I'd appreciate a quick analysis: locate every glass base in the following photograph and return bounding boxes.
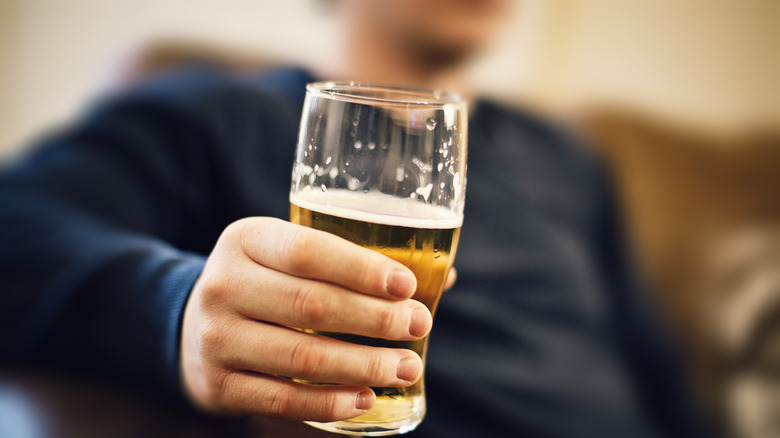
[304,394,426,436]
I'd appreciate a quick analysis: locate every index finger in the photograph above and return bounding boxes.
[235,218,417,300]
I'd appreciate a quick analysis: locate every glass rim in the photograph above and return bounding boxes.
[306,81,467,109]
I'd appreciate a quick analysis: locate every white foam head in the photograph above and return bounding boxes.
[290,189,463,229]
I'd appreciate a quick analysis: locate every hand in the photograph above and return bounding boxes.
[179,217,434,422]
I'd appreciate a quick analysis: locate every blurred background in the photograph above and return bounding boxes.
[1,1,778,436]
[2,0,776,156]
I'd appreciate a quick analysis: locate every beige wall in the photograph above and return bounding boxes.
[0,1,19,155]
[1,0,776,157]
[529,0,779,131]
[1,0,343,157]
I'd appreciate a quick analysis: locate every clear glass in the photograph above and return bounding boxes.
[289,82,468,436]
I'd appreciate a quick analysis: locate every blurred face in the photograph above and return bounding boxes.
[345,0,511,67]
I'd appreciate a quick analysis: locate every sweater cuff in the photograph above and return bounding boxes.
[158,253,207,402]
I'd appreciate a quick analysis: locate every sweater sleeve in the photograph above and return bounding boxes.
[0,90,216,400]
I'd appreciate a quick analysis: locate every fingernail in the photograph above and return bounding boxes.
[396,357,420,383]
[386,269,416,298]
[356,390,374,410]
[408,307,429,338]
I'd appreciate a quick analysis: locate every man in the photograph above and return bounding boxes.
[0,1,702,436]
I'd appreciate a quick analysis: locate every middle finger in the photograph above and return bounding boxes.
[230,261,432,341]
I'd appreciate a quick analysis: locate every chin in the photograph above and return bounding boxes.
[423,20,500,61]
[413,40,481,70]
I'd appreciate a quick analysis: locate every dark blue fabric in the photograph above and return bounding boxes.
[0,67,701,437]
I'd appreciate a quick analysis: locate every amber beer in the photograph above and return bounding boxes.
[290,190,461,428]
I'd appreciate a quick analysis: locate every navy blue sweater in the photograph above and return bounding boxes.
[0,68,700,438]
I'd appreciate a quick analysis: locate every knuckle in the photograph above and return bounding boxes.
[375,306,401,338]
[198,368,234,411]
[324,391,343,420]
[199,321,225,354]
[196,260,237,309]
[285,231,318,273]
[364,352,388,383]
[226,217,274,257]
[199,317,235,356]
[266,386,294,417]
[197,276,228,309]
[288,340,325,377]
[291,284,327,326]
[223,218,250,244]
[211,371,233,404]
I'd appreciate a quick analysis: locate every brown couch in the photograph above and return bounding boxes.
[585,107,780,437]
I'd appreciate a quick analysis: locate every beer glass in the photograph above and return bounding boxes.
[289,82,467,436]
